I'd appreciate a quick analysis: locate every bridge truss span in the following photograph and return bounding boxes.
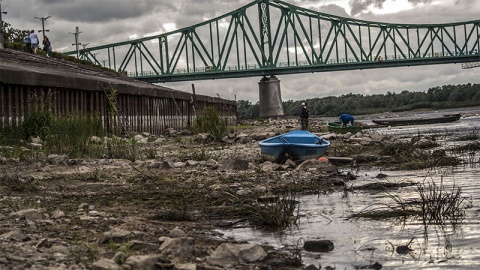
[63,0,480,83]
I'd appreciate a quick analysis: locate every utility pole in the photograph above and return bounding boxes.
[69,26,82,58]
[77,42,89,59]
[0,0,7,49]
[35,15,50,40]
[80,43,89,50]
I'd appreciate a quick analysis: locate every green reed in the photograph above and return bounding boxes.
[44,113,105,158]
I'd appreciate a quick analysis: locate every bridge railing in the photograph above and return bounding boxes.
[128,50,480,78]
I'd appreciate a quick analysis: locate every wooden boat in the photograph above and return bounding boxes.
[327,122,363,134]
[372,113,461,126]
[259,130,330,162]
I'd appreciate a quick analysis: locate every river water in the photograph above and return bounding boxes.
[217,107,480,269]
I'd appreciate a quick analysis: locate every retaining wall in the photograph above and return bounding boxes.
[0,49,237,135]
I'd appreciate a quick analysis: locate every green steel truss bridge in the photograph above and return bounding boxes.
[64,0,480,83]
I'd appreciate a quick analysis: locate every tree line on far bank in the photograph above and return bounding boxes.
[237,83,480,119]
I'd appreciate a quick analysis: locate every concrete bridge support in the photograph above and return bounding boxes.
[258,75,284,118]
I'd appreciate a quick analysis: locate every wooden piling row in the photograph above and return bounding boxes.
[0,83,237,135]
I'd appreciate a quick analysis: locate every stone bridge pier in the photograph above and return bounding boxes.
[258,75,284,118]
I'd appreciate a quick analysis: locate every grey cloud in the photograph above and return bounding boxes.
[349,0,435,16]
[408,0,434,4]
[317,4,350,17]
[356,1,479,24]
[175,1,250,28]
[349,0,388,16]
[28,0,177,23]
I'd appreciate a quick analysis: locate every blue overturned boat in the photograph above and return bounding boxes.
[259,130,331,162]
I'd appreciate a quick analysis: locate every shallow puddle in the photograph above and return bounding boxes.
[218,165,480,269]
[217,108,480,269]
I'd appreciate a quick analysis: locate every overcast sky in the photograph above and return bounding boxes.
[2,0,479,102]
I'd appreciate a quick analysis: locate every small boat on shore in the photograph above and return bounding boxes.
[372,113,461,126]
[259,130,330,162]
[327,122,363,134]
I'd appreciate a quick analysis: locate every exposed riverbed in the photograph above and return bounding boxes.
[1,107,479,269]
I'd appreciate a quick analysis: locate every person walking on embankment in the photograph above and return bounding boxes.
[29,30,39,54]
[23,31,32,53]
[300,102,309,130]
[42,37,52,57]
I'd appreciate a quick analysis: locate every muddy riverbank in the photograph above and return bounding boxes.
[1,112,479,270]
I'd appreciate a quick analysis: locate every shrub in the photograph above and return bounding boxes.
[44,113,104,157]
[22,110,53,141]
[194,107,228,141]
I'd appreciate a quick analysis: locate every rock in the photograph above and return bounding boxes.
[260,161,282,172]
[432,149,446,157]
[112,251,127,264]
[186,160,199,166]
[360,137,374,146]
[47,154,70,165]
[49,245,70,255]
[369,133,385,142]
[218,156,249,171]
[90,136,102,144]
[28,143,43,150]
[36,238,52,249]
[133,134,148,143]
[29,136,42,144]
[0,230,31,241]
[164,128,177,137]
[413,138,437,148]
[10,208,49,221]
[208,243,267,265]
[235,133,252,144]
[205,159,218,169]
[372,262,383,270]
[343,132,353,139]
[396,245,413,254]
[376,173,388,179]
[92,258,122,270]
[173,162,186,168]
[248,132,263,141]
[295,159,337,173]
[321,133,337,140]
[100,228,135,244]
[169,227,187,238]
[124,254,172,270]
[153,137,166,144]
[158,237,195,259]
[284,159,296,167]
[146,161,162,168]
[304,240,334,252]
[162,159,176,169]
[174,263,197,270]
[128,240,159,252]
[195,133,213,144]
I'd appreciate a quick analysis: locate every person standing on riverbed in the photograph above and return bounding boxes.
[339,113,355,127]
[300,102,309,130]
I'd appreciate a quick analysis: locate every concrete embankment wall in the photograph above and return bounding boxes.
[0,49,236,135]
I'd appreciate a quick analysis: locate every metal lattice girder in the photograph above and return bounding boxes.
[63,0,480,83]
